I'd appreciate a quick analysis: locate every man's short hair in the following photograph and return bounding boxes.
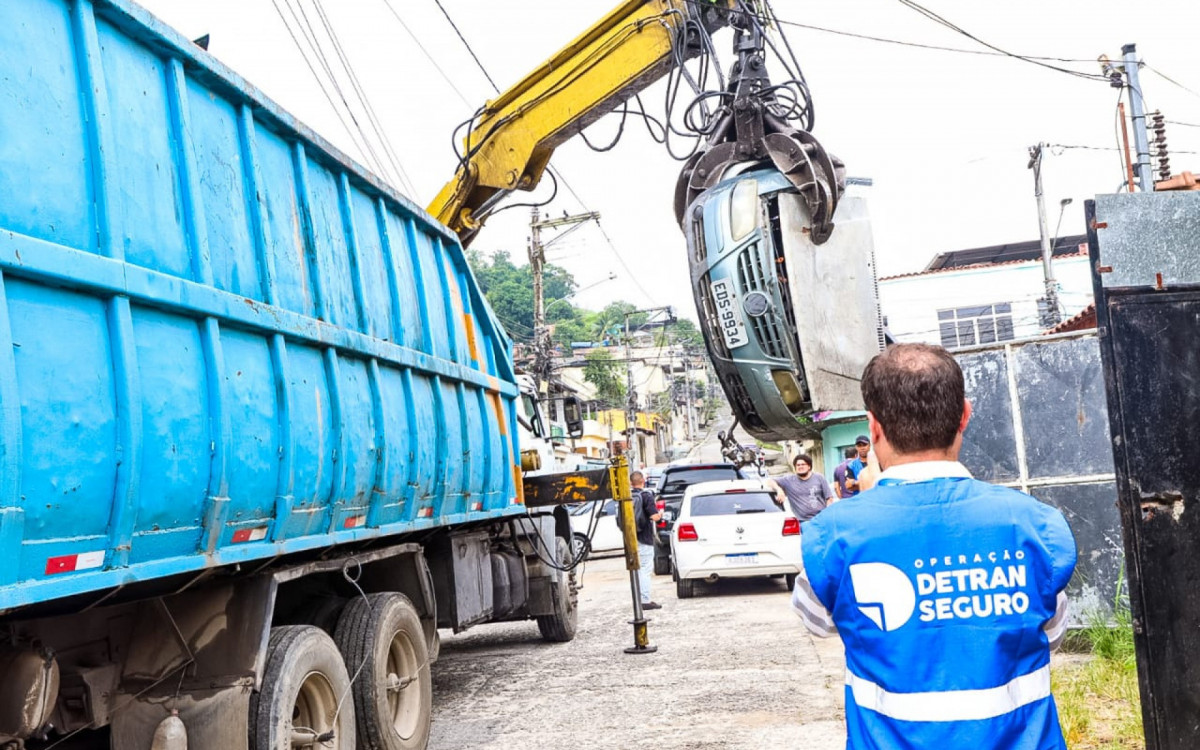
[861,343,965,454]
[844,447,857,459]
[630,470,645,483]
[793,454,813,468]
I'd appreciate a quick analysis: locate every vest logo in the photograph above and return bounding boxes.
[849,562,917,631]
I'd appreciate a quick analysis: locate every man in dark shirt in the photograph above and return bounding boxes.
[770,454,835,521]
[845,435,871,494]
[630,471,663,610]
[833,447,857,499]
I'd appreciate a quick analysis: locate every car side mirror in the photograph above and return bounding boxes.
[563,396,584,439]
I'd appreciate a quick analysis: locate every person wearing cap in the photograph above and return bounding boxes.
[843,435,871,496]
[792,343,1076,749]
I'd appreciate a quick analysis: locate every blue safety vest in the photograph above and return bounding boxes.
[801,475,1077,750]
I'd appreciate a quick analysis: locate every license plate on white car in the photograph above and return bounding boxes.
[725,553,759,565]
[710,278,749,350]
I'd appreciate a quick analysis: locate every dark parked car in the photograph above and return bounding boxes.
[651,462,745,574]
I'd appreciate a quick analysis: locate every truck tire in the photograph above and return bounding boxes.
[676,577,695,599]
[334,593,432,750]
[250,625,356,750]
[536,537,578,642]
[571,532,591,563]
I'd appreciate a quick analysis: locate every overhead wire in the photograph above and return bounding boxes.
[892,0,1111,82]
[285,0,401,188]
[269,0,384,178]
[1144,63,1200,101]
[310,0,418,195]
[428,0,657,304]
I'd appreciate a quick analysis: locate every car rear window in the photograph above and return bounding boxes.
[660,468,741,494]
[690,492,780,516]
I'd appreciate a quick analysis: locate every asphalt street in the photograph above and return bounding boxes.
[429,418,848,750]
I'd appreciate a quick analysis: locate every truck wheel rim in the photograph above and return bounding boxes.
[291,671,339,748]
[386,629,423,739]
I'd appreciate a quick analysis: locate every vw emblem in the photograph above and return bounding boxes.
[735,526,745,534]
[743,291,771,318]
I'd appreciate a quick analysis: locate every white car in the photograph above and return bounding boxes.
[670,480,802,598]
[569,500,625,559]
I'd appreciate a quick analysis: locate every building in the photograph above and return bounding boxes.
[879,235,1091,347]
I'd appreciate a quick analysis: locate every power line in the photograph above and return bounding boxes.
[310,0,417,195]
[377,0,473,108]
[269,0,384,178]
[428,1,656,305]
[892,0,1110,82]
[286,0,397,185]
[1145,63,1200,101]
[430,0,500,92]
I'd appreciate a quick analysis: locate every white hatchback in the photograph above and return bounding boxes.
[670,480,802,598]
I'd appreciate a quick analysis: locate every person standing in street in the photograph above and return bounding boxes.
[843,435,871,495]
[833,447,857,499]
[629,471,662,610]
[770,454,835,522]
[792,343,1076,749]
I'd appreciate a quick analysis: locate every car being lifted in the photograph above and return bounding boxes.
[686,169,884,442]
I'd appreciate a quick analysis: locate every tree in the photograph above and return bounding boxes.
[466,250,579,342]
[583,349,626,408]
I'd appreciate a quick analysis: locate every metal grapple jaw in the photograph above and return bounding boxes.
[674,7,844,243]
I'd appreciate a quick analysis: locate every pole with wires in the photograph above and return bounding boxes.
[1028,143,1061,327]
[1122,43,1156,191]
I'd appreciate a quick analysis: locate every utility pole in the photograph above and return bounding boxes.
[529,209,600,395]
[1028,143,1061,327]
[622,306,674,469]
[1122,43,1156,191]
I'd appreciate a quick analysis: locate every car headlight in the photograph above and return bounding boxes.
[729,178,759,241]
[771,370,806,414]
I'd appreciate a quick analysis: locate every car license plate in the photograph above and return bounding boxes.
[725,553,759,565]
[710,278,749,350]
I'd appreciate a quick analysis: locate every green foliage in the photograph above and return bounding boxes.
[466,249,577,341]
[583,349,625,408]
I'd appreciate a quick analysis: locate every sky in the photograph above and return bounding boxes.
[134,0,1200,321]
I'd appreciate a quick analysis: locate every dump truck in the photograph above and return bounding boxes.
[0,0,855,747]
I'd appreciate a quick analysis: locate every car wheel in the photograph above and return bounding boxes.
[676,577,695,599]
[785,573,798,590]
[653,552,671,576]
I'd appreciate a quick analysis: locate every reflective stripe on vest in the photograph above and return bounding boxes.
[846,664,1051,723]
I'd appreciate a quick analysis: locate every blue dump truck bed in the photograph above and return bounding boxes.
[0,0,524,613]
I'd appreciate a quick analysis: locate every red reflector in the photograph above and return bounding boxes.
[725,488,746,493]
[678,523,699,541]
[656,500,665,510]
[782,517,801,536]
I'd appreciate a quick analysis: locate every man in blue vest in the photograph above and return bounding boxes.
[792,343,1076,749]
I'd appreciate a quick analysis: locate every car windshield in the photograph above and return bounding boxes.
[690,492,780,516]
[660,468,740,494]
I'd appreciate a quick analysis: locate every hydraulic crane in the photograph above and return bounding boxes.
[427,0,844,248]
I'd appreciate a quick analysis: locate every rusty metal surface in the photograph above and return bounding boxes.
[522,468,613,508]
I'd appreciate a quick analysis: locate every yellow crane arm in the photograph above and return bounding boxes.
[427,0,734,246]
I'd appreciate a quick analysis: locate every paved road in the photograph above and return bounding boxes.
[429,415,846,749]
[428,556,848,750]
